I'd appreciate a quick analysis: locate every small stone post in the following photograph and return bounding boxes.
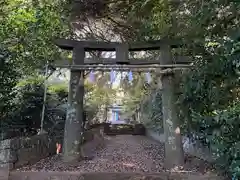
[63,46,85,163]
[160,45,184,169]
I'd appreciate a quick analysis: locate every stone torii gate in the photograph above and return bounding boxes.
[54,39,191,169]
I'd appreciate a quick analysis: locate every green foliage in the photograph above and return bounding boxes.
[17,76,44,87]
[175,1,240,176]
[191,102,240,176]
[117,0,240,176]
[85,80,116,108]
[48,83,68,101]
[178,39,240,177]
[0,48,19,121]
[139,90,163,132]
[1,79,45,139]
[0,0,71,139]
[180,38,240,128]
[1,0,70,74]
[48,83,68,93]
[122,74,152,112]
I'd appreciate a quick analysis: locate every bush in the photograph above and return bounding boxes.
[0,48,19,132]
[0,77,67,139]
[178,39,240,178]
[48,83,68,102]
[0,74,103,141]
[0,79,45,139]
[190,102,240,177]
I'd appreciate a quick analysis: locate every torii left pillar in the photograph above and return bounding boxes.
[63,46,85,163]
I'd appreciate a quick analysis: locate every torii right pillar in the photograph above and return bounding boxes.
[160,45,184,170]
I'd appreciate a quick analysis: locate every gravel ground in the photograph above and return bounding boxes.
[16,135,217,174]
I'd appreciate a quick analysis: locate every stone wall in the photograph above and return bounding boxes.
[0,133,56,171]
[81,126,105,157]
[0,125,106,179]
[146,129,216,163]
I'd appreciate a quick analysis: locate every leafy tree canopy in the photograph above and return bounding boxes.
[1,0,71,74]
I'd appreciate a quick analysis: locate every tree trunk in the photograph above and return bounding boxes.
[160,45,184,169]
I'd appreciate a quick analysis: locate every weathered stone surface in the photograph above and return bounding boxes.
[0,133,57,170]
[0,149,17,163]
[82,131,94,143]
[81,127,105,157]
[0,139,11,150]
[0,162,14,170]
[0,169,9,180]
[146,130,216,163]
[0,138,20,151]
[15,148,32,168]
[0,126,106,171]
[14,135,56,168]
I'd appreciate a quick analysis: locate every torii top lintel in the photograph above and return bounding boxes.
[54,38,182,51]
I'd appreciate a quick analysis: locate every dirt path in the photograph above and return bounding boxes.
[16,135,216,174]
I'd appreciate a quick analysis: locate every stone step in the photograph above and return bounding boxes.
[9,171,224,180]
